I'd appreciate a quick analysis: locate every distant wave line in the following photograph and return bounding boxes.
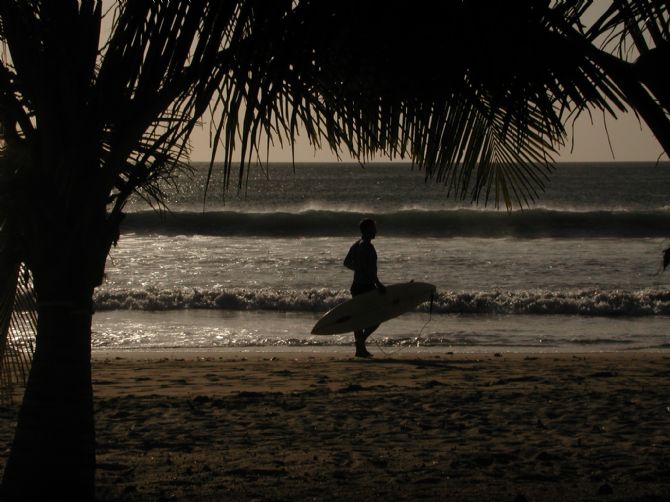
[121,208,670,238]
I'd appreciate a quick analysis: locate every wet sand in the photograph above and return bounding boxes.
[2,351,670,500]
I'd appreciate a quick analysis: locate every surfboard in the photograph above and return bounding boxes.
[311,282,436,335]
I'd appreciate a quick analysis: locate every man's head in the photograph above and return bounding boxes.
[359,218,377,240]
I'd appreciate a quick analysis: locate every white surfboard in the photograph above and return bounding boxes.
[311,282,436,335]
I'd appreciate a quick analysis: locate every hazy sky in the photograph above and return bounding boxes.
[187,109,666,163]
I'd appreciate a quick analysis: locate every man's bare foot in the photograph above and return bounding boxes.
[355,351,374,358]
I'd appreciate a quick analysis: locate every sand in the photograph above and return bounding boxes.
[2,350,670,501]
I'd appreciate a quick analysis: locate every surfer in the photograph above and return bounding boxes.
[344,218,386,358]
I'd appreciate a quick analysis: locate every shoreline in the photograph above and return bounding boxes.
[3,351,669,500]
[91,309,670,353]
[91,345,670,360]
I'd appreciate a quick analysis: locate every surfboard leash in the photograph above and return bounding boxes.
[373,292,434,356]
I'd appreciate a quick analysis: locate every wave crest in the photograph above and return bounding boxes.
[94,287,670,316]
[123,208,670,238]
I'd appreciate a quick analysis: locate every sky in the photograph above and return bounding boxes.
[187,109,667,163]
[556,111,667,162]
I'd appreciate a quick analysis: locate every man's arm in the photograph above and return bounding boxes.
[370,246,386,293]
[343,244,356,270]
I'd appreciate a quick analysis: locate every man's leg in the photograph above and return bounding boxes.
[354,329,372,358]
[355,323,379,358]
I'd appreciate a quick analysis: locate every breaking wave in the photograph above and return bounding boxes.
[123,208,670,238]
[94,287,670,317]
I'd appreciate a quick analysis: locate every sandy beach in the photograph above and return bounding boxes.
[1,350,670,501]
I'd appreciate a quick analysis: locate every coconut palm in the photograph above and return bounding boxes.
[0,0,668,499]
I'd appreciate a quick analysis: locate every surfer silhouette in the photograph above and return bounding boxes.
[344,218,386,358]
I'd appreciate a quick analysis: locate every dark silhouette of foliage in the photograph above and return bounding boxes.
[0,1,668,499]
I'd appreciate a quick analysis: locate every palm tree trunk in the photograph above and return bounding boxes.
[0,268,96,500]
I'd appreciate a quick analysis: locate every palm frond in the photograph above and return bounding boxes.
[569,0,670,153]
[3,0,670,216]
[0,262,36,405]
[583,0,669,55]
[201,1,632,207]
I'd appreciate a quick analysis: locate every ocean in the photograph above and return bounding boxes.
[93,161,670,353]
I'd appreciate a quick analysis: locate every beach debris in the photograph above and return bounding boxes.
[589,371,618,378]
[340,383,363,393]
[535,451,559,463]
[424,379,447,389]
[597,483,614,495]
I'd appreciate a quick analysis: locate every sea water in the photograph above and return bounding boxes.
[93,162,670,352]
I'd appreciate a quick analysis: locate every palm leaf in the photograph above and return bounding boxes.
[200,1,624,208]
[550,0,670,153]
[3,0,669,217]
[0,262,36,404]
